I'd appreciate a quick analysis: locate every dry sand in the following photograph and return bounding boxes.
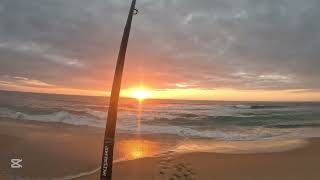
[0,118,319,180]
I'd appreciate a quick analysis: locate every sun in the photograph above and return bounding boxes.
[130,88,152,101]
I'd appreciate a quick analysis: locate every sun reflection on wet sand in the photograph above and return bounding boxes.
[115,96,164,161]
[117,140,160,160]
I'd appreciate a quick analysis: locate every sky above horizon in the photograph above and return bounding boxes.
[0,0,320,101]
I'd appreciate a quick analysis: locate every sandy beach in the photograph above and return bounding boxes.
[83,140,320,180]
[0,118,319,180]
[0,118,104,179]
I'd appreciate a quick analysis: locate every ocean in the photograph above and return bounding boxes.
[1,90,320,180]
[1,90,320,142]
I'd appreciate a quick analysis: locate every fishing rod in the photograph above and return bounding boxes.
[100,0,138,179]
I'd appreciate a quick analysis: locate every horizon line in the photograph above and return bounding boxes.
[1,89,319,103]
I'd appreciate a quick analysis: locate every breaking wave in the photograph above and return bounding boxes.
[1,99,320,141]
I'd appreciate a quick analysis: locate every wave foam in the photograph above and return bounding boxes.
[174,139,309,154]
[1,107,320,141]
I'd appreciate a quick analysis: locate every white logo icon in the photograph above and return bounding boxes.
[10,159,23,168]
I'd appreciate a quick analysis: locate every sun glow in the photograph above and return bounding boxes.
[127,87,152,101]
[118,86,320,102]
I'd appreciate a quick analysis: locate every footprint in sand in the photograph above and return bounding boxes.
[156,151,197,180]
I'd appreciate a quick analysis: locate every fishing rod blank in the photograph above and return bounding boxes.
[100,0,138,179]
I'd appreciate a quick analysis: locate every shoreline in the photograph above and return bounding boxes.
[0,118,319,180]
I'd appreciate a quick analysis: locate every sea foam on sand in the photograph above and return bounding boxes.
[173,138,309,154]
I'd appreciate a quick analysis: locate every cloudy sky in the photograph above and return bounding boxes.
[0,0,320,101]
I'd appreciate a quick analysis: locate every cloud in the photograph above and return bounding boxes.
[0,41,84,67]
[0,0,319,93]
[0,75,55,88]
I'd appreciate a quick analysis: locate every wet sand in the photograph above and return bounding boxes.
[83,139,320,180]
[0,118,104,179]
[0,118,319,180]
